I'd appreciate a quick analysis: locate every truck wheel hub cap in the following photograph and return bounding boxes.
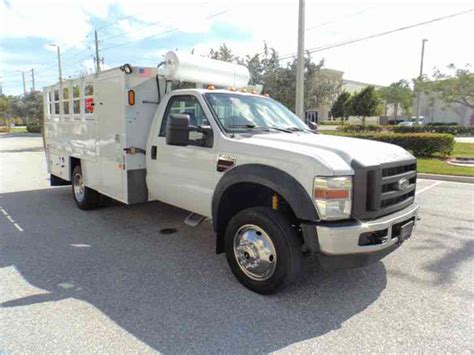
[73,173,85,202]
[233,224,277,281]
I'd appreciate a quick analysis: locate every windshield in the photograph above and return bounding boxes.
[204,93,309,133]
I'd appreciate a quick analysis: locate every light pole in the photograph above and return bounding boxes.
[415,38,428,123]
[16,70,27,94]
[49,43,63,83]
[295,0,305,121]
[31,68,35,92]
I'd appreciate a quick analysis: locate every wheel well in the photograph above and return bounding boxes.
[70,157,80,178]
[215,183,300,253]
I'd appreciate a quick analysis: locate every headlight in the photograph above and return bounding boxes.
[314,176,352,220]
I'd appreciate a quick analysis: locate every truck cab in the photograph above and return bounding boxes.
[44,52,419,294]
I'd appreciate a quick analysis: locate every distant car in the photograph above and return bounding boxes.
[398,121,414,126]
[398,120,423,126]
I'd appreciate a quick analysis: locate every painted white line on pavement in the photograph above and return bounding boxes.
[418,178,474,187]
[0,206,24,232]
[416,181,443,195]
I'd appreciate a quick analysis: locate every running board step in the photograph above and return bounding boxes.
[184,213,206,227]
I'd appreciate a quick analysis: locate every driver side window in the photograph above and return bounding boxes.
[159,95,210,147]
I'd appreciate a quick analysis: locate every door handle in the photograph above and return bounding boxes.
[151,145,157,160]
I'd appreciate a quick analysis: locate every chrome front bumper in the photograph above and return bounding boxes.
[317,203,419,256]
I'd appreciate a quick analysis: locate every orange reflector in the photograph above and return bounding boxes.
[263,93,270,97]
[240,88,248,93]
[251,89,257,94]
[207,85,215,90]
[128,90,135,106]
[314,189,350,199]
[228,86,236,91]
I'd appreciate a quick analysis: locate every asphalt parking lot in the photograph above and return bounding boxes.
[1,134,473,353]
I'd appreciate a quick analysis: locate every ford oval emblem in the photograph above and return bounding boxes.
[397,178,410,191]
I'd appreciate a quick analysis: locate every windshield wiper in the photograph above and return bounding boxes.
[227,124,296,134]
[286,127,309,132]
[266,126,293,133]
[227,124,270,132]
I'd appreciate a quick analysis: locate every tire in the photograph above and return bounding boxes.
[71,165,100,210]
[224,207,303,294]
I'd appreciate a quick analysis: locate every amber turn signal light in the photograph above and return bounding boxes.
[128,90,135,106]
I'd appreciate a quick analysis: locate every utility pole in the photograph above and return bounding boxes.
[31,68,35,92]
[295,0,305,121]
[94,30,101,73]
[415,38,428,122]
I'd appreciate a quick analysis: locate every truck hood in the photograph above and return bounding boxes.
[245,132,414,167]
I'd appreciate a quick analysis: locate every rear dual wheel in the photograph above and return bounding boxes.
[224,207,303,294]
[72,165,101,210]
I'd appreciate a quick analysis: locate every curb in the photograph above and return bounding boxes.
[417,173,474,184]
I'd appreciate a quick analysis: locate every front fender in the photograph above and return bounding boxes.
[212,164,320,253]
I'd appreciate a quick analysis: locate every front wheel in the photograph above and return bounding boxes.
[224,207,303,294]
[72,165,100,210]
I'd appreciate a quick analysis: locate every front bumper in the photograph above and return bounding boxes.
[315,203,419,268]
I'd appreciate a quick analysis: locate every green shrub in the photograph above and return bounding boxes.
[392,125,474,136]
[319,120,347,125]
[26,122,42,133]
[427,122,459,126]
[333,132,455,157]
[338,124,383,133]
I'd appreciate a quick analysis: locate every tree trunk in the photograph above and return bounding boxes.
[394,103,398,121]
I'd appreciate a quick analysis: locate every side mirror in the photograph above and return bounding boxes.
[166,114,190,146]
[308,122,318,132]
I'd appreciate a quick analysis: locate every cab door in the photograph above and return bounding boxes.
[146,94,216,217]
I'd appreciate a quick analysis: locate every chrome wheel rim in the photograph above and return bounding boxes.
[233,224,277,281]
[73,173,85,202]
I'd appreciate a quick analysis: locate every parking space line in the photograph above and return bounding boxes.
[416,181,443,195]
[0,206,24,232]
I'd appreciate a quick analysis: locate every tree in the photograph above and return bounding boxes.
[11,91,43,125]
[416,64,473,125]
[378,80,413,119]
[416,64,474,110]
[209,43,243,64]
[206,43,329,113]
[305,64,342,114]
[351,86,381,128]
[330,91,352,120]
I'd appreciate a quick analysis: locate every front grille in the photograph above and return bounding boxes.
[352,159,417,220]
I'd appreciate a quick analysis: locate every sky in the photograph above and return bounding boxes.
[0,0,473,95]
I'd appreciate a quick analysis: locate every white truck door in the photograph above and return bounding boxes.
[147,94,216,217]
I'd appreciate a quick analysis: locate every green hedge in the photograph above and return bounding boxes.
[26,123,42,133]
[333,132,455,157]
[392,125,474,136]
[427,122,459,126]
[338,124,383,133]
[319,120,347,125]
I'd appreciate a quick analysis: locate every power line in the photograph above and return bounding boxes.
[305,6,376,32]
[280,8,473,61]
[101,10,228,52]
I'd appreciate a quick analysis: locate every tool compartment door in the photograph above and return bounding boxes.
[94,73,127,202]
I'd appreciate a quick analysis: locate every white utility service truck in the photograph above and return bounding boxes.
[44,51,419,294]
